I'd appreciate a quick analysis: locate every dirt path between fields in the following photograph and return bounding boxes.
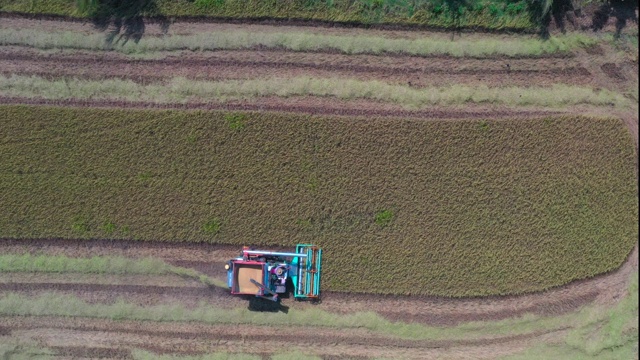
[0,46,591,88]
[0,239,636,327]
[0,316,569,359]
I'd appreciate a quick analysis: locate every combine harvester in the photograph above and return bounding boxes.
[225,244,322,302]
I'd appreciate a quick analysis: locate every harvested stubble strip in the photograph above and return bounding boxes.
[0,292,583,340]
[0,74,629,108]
[0,253,226,287]
[1,274,638,347]
[0,105,637,297]
[0,28,596,57]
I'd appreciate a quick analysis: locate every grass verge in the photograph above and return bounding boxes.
[0,253,226,288]
[501,272,639,359]
[0,74,629,108]
[0,28,596,57]
[0,342,56,359]
[0,105,637,297]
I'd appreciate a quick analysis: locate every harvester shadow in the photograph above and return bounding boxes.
[247,296,290,314]
[542,0,638,38]
[536,0,578,38]
[591,0,638,38]
[88,0,170,45]
[551,0,576,34]
[444,0,469,40]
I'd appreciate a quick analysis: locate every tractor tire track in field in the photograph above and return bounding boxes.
[0,239,636,327]
[0,316,569,359]
[0,47,593,88]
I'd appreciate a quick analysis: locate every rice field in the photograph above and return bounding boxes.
[1,105,636,297]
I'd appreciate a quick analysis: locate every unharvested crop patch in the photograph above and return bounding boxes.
[0,105,636,297]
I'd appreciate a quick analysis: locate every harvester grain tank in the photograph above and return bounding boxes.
[225,244,322,302]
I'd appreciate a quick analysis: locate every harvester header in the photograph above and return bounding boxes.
[226,244,322,302]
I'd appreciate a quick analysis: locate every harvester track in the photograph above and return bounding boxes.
[0,47,592,87]
[0,316,569,359]
[0,239,636,326]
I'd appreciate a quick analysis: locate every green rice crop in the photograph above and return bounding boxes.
[0,105,636,297]
[0,74,628,108]
[0,28,596,57]
[0,0,539,31]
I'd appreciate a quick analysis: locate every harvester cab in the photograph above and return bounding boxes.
[225,244,322,302]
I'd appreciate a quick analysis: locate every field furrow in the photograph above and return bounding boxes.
[0,315,568,359]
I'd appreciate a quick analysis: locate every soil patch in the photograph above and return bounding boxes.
[3,315,568,358]
[601,63,626,81]
[0,326,11,336]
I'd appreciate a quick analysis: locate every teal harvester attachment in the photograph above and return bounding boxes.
[225,244,322,302]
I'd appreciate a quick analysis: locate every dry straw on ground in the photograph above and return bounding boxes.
[0,75,628,108]
[0,28,595,57]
